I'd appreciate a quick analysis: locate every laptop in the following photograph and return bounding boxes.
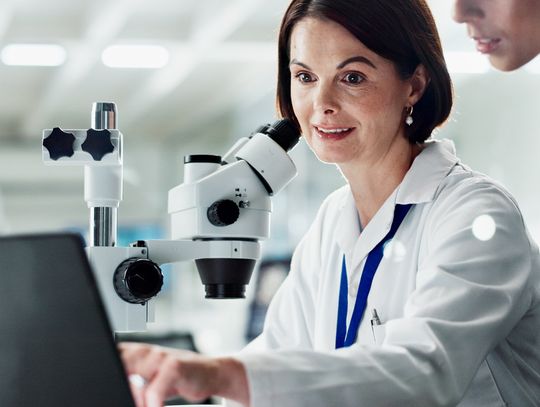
[0,233,136,406]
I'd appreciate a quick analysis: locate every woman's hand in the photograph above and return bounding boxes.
[119,342,250,407]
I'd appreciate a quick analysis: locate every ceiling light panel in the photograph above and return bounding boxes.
[1,44,67,66]
[101,44,169,68]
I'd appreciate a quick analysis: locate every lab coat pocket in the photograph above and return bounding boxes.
[371,323,386,345]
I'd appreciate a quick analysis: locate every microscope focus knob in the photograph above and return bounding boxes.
[207,199,240,227]
[113,258,163,304]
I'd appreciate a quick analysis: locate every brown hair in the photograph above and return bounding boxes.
[276,0,453,143]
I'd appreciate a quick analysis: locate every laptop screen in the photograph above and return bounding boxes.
[0,233,135,407]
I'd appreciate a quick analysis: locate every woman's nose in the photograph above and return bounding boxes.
[453,0,484,23]
[314,84,339,115]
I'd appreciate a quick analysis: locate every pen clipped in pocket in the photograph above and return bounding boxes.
[370,308,386,345]
[371,323,387,345]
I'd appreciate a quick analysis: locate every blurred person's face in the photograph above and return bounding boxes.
[453,0,540,71]
[288,17,420,168]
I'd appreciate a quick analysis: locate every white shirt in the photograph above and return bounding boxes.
[228,139,540,407]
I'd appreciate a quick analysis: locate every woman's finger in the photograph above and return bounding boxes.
[128,374,148,407]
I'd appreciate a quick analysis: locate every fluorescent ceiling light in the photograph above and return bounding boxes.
[444,51,491,74]
[1,44,66,66]
[102,45,169,68]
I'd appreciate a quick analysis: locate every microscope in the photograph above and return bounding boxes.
[42,102,300,332]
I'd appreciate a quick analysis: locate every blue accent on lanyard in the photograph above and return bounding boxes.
[335,204,412,349]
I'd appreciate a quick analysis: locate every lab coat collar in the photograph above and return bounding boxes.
[396,138,459,205]
[335,138,459,272]
[335,191,362,256]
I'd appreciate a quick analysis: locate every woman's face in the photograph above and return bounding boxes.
[289,17,417,167]
[453,0,540,71]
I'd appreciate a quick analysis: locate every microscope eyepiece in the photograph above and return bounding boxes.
[264,119,300,152]
[250,123,271,138]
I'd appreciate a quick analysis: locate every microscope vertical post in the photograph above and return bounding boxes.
[87,102,120,247]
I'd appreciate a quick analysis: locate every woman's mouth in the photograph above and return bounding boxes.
[473,37,501,54]
[314,126,354,139]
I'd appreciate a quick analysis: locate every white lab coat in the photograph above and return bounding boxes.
[226,139,540,407]
[225,141,540,407]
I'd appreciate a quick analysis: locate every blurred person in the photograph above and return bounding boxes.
[119,0,540,406]
[453,0,540,71]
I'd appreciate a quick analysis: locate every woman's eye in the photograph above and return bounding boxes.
[295,72,314,83]
[343,72,364,84]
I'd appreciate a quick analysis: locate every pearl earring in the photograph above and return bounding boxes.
[405,105,414,126]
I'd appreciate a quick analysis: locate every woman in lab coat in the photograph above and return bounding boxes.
[119,1,540,406]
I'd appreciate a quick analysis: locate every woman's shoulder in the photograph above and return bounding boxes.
[442,164,520,208]
[418,139,521,214]
[430,163,527,232]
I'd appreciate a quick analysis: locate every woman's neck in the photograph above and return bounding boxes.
[339,138,421,228]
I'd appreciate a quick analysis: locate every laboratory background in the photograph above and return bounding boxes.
[0,0,539,355]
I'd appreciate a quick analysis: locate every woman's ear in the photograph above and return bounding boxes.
[408,64,430,106]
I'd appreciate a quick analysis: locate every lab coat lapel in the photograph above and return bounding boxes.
[335,139,459,277]
[349,194,396,273]
[335,191,361,259]
[396,139,459,204]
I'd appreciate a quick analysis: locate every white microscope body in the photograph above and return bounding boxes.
[42,102,299,332]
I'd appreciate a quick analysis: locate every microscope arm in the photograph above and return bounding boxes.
[142,239,260,265]
[142,239,261,299]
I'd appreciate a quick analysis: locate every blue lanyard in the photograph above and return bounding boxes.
[335,204,412,349]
